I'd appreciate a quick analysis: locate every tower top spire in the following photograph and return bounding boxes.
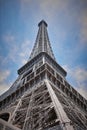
[29,20,55,60]
[38,20,48,27]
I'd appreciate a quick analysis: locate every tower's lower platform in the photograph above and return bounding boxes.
[0,79,87,130]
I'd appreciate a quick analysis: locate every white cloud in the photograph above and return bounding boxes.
[38,0,61,20]
[1,34,18,63]
[63,65,87,99]
[72,68,87,99]
[0,83,11,95]
[73,68,87,84]
[20,0,87,51]
[1,33,32,66]
[0,37,32,95]
[20,0,69,23]
[79,11,87,45]
[0,70,10,83]
[18,39,32,65]
[0,34,32,95]
[78,87,87,100]
[63,65,71,74]
[3,34,15,43]
[21,59,27,65]
[0,70,11,95]
[39,0,68,15]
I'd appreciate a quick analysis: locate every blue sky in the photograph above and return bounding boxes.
[0,0,87,99]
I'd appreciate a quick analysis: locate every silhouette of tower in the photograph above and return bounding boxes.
[0,20,87,130]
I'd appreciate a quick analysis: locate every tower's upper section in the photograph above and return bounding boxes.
[29,20,55,60]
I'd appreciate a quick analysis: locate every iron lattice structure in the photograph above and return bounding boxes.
[0,20,87,130]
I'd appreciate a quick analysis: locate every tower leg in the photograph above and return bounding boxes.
[45,80,74,130]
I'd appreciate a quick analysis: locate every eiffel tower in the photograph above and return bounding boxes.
[0,20,87,130]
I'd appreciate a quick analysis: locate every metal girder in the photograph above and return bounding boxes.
[45,79,74,130]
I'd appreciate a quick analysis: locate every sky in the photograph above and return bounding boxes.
[0,0,87,99]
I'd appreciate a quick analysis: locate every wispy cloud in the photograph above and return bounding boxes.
[0,33,32,95]
[0,70,10,83]
[73,67,87,85]
[0,83,11,95]
[20,0,70,23]
[72,67,87,99]
[63,65,87,99]
[0,70,11,95]
[20,0,87,48]
[18,40,32,64]
[1,34,32,66]
[1,34,18,65]
[3,34,15,43]
[79,10,87,45]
